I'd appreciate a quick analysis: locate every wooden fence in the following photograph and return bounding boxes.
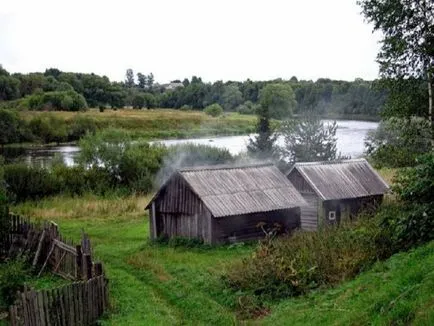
[1,213,109,325]
[9,276,108,326]
[3,213,102,281]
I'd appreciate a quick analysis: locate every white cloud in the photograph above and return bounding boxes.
[0,0,381,83]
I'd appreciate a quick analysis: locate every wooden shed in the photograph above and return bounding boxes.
[286,159,389,231]
[146,163,307,244]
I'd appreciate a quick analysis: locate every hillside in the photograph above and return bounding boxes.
[12,193,434,325]
[262,241,434,325]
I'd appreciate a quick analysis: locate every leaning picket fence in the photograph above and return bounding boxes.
[1,213,110,326]
[9,276,108,326]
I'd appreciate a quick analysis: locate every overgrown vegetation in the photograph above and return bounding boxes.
[365,117,431,168]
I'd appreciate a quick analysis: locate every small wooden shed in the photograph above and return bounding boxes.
[146,163,307,244]
[287,159,389,231]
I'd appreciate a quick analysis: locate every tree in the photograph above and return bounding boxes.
[365,116,431,167]
[279,116,338,164]
[358,0,434,138]
[0,109,21,146]
[0,75,20,100]
[125,69,135,88]
[137,73,147,89]
[247,105,278,159]
[221,84,243,111]
[146,73,154,90]
[204,103,223,117]
[259,83,297,119]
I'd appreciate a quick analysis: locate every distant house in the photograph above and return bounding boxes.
[286,159,389,231]
[146,164,307,244]
[161,82,184,91]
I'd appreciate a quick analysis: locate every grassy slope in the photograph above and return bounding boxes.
[20,109,258,140]
[261,241,434,326]
[10,168,434,325]
[13,195,253,325]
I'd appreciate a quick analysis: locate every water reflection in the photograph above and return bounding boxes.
[0,120,377,167]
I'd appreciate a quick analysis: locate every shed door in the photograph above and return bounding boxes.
[300,194,318,231]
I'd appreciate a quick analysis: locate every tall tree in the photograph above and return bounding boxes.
[279,116,338,164]
[358,0,434,139]
[247,105,278,160]
[137,72,147,89]
[259,83,297,119]
[125,69,135,88]
[146,73,154,90]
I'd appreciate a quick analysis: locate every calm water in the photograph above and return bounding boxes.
[0,120,377,167]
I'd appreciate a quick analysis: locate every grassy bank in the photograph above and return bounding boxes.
[11,194,434,325]
[19,109,258,141]
[261,240,434,325]
[12,194,253,325]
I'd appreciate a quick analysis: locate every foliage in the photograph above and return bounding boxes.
[224,215,388,307]
[156,143,234,185]
[25,90,87,111]
[382,153,434,250]
[247,105,278,160]
[279,116,338,164]
[377,78,428,118]
[0,109,22,145]
[236,101,259,115]
[204,103,224,117]
[0,258,28,307]
[28,115,68,143]
[0,75,20,101]
[365,117,431,167]
[259,83,297,119]
[358,0,433,130]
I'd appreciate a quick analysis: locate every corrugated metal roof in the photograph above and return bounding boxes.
[288,159,389,201]
[149,163,307,218]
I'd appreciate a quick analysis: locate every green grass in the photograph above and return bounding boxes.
[11,194,434,325]
[260,241,434,326]
[12,195,253,325]
[20,108,258,141]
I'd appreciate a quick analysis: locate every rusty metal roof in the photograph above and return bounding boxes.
[288,159,389,200]
[149,163,307,218]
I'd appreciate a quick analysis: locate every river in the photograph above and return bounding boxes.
[0,120,377,167]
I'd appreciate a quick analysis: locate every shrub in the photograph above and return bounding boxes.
[235,101,258,115]
[365,117,431,168]
[4,164,59,201]
[28,115,68,143]
[204,103,224,117]
[68,115,97,141]
[0,258,28,307]
[381,153,434,250]
[26,90,87,111]
[224,216,385,302]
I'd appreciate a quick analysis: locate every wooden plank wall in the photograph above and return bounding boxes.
[300,193,319,231]
[9,275,109,326]
[212,208,301,243]
[153,175,212,243]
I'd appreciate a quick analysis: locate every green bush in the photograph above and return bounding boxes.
[28,115,68,143]
[180,104,192,111]
[224,216,386,302]
[365,117,431,168]
[381,153,434,250]
[4,164,59,201]
[204,103,224,117]
[235,101,258,115]
[0,258,28,307]
[68,115,97,141]
[26,90,87,111]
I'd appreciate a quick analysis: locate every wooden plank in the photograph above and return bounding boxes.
[32,230,45,266]
[42,290,50,326]
[53,240,77,256]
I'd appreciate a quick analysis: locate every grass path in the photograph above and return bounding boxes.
[13,196,251,325]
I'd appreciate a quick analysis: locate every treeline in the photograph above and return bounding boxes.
[1,65,387,117]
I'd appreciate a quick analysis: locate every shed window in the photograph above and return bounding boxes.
[328,211,336,221]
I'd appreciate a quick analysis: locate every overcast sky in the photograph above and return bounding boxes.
[0,0,381,83]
